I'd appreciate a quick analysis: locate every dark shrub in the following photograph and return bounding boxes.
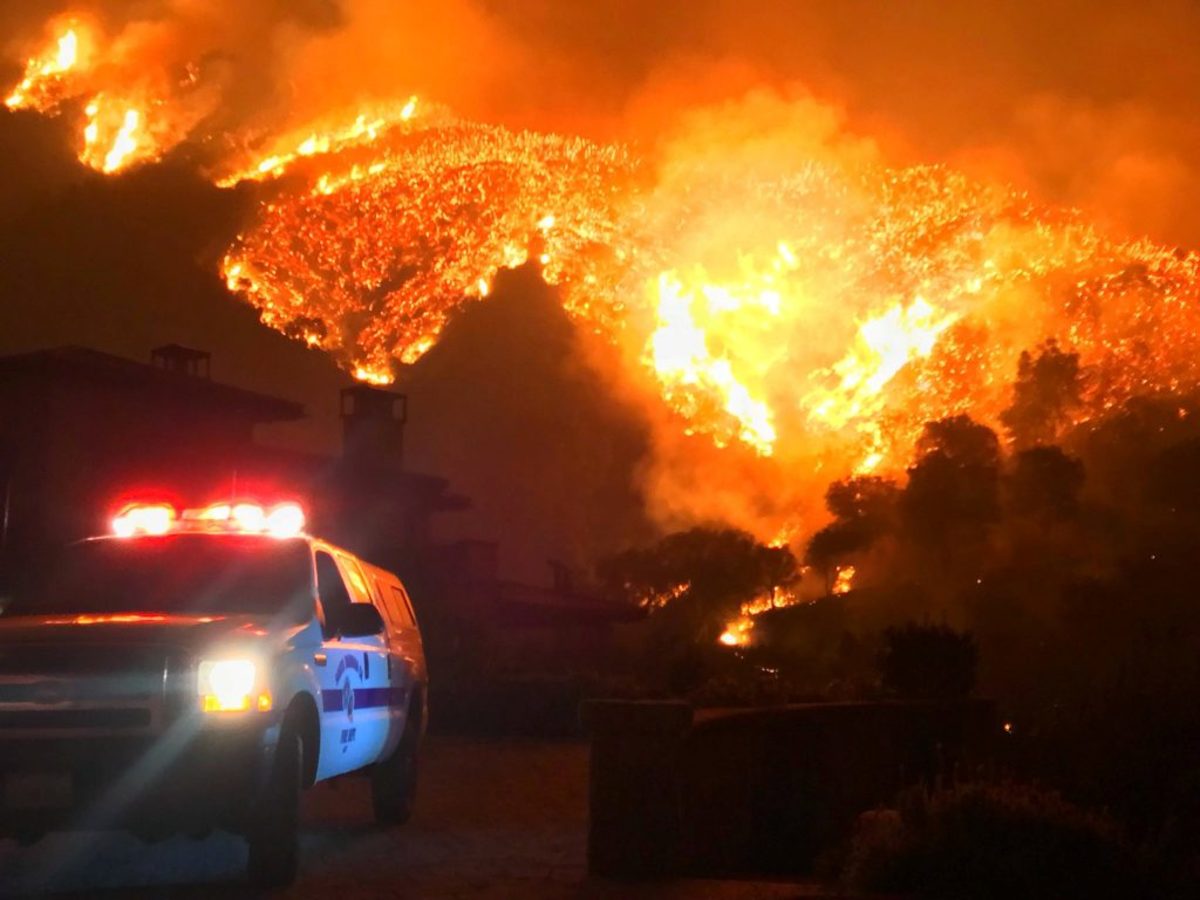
[880,622,977,699]
[844,782,1140,899]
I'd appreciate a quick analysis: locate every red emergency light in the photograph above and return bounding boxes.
[111,503,175,537]
[111,501,306,538]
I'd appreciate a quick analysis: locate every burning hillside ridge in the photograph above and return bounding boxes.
[217,92,1200,550]
[6,11,1200,557]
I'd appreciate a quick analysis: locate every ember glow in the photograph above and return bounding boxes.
[220,114,636,381]
[832,565,856,596]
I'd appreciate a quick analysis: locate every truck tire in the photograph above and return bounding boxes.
[371,712,419,825]
[247,726,302,887]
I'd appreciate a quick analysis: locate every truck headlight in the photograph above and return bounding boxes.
[197,659,272,713]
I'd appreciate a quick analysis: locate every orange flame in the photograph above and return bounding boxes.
[81,98,147,173]
[719,622,751,647]
[4,18,199,174]
[5,21,85,111]
[215,97,422,187]
[832,565,856,596]
[719,584,799,648]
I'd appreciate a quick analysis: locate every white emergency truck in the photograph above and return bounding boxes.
[0,500,428,886]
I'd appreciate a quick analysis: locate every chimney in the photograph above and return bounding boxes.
[151,344,211,379]
[340,385,407,470]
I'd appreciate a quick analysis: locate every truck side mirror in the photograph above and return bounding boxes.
[340,603,385,638]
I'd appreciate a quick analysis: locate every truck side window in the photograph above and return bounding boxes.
[315,551,352,636]
[386,585,414,627]
[337,556,374,605]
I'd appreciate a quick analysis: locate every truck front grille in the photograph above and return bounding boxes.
[0,644,177,737]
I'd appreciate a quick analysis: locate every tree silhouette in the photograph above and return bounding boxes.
[805,521,869,593]
[1007,446,1085,519]
[916,414,1002,469]
[1149,437,1200,517]
[902,415,1001,553]
[826,475,902,531]
[597,527,800,692]
[597,526,799,640]
[806,476,900,591]
[1000,340,1083,448]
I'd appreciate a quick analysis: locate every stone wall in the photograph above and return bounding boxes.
[583,699,996,879]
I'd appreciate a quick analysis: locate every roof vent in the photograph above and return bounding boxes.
[151,344,211,379]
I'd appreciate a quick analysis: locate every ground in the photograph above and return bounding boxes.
[0,737,827,898]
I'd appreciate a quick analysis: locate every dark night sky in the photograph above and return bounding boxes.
[0,110,349,452]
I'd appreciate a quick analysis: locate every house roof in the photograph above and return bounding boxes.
[234,443,472,512]
[0,345,304,424]
[496,580,646,625]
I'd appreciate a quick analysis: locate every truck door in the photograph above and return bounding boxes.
[312,550,388,777]
[375,579,420,756]
[386,580,424,748]
[333,553,391,765]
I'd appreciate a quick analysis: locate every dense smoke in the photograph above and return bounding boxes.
[6,1,1200,241]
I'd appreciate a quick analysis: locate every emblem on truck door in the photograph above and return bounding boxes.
[341,678,354,722]
[319,654,368,751]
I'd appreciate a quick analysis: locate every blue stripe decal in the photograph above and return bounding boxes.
[354,687,406,709]
[321,685,406,713]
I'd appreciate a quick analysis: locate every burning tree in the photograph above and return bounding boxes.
[806,476,901,594]
[598,527,799,683]
[901,416,1003,560]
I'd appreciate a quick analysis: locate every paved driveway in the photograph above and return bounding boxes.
[0,737,816,898]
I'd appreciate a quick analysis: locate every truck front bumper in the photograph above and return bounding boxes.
[0,717,279,838]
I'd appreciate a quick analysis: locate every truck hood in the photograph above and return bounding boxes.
[0,612,292,655]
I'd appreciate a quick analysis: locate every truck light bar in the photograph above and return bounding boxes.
[111,504,175,537]
[111,501,306,538]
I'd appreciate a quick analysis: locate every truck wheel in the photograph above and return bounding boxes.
[247,727,302,887]
[371,715,419,825]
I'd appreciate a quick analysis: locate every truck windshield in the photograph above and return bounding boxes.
[7,534,314,620]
